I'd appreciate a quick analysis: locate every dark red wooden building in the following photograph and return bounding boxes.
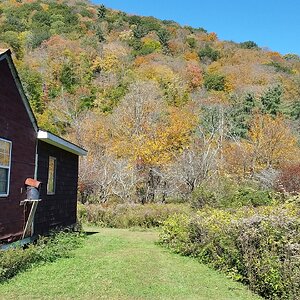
[0,49,86,245]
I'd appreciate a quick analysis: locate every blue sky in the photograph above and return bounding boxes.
[93,0,300,55]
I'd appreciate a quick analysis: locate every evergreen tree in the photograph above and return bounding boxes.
[198,45,220,62]
[290,100,300,120]
[133,24,147,39]
[97,4,107,19]
[96,26,105,42]
[260,85,282,116]
[240,40,259,49]
[157,28,171,53]
[230,93,256,138]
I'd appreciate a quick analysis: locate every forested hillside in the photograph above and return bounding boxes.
[1,0,300,203]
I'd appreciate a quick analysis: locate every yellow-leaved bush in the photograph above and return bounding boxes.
[160,201,300,299]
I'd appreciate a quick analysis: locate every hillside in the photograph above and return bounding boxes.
[1,0,300,202]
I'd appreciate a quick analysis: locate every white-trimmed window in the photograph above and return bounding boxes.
[0,138,12,197]
[47,156,56,195]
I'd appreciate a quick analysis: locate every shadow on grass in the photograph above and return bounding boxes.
[84,231,99,236]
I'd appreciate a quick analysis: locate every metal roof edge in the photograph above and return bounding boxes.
[37,130,87,156]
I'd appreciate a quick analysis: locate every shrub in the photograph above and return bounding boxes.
[266,61,293,74]
[160,203,300,299]
[198,45,220,62]
[221,185,274,207]
[78,202,190,228]
[0,245,37,281]
[203,72,225,91]
[0,230,84,283]
[240,41,259,49]
[133,38,162,56]
[190,181,275,209]
[277,164,300,194]
[190,186,217,209]
[159,214,191,255]
[186,36,196,49]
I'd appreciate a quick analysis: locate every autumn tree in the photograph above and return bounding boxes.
[226,114,300,177]
[2,0,300,204]
[106,81,196,202]
[185,62,203,90]
[169,123,221,196]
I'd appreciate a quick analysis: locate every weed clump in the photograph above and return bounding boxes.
[0,229,84,283]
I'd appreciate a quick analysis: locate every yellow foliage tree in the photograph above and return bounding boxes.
[247,114,299,169]
[133,107,197,166]
[224,114,300,177]
[107,81,196,167]
[184,51,199,62]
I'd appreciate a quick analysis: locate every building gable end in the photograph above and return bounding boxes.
[0,50,38,132]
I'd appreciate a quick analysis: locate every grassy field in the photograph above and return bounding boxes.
[0,228,261,300]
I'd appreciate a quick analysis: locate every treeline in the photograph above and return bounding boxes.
[0,0,300,203]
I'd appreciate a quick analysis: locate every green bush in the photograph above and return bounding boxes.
[240,41,259,49]
[160,203,300,299]
[0,246,37,281]
[203,72,225,91]
[186,36,196,49]
[266,61,293,74]
[221,186,274,207]
[0,31,23,58]
[159,214,191,254]
[190,181,275,209]
[133,39,162,56]
[78,202,190,228]
[198,45,220,62]
[190,186,217,209]
[0,230,84,283]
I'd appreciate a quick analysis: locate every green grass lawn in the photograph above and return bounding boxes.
[0,228,261,300]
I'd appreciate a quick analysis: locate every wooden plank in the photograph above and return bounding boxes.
[22,201,40,239]
[20,199,41,206]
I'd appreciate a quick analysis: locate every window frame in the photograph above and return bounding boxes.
[47,156,57,195]
[0,138,12,198]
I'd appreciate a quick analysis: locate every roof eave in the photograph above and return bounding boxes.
[37,130,87,156]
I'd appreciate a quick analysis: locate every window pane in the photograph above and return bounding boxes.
[0,168,8,194]
[0,140,10,167]
[47,157,56,194]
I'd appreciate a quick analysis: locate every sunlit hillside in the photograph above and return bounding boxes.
[1,0,300,201]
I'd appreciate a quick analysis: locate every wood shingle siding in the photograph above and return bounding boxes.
[34,140,78,234]
[0,57,36,243]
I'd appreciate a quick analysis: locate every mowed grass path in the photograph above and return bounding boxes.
[0,228,261,300]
